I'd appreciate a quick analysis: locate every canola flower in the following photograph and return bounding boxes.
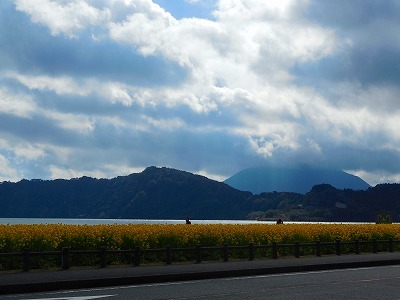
[1,223,400,253]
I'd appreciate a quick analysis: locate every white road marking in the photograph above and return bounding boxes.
[225,264,400,281]
[22,264,400,299]
[24,295,116,300]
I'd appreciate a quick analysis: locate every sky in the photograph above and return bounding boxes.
[1,0,400,186]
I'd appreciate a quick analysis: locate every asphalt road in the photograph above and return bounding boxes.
[2,265,400,299]
[2,252,400,297]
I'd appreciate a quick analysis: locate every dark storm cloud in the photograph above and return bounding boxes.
[2,0,400,185]
[293,0,400,87]
[0,113,86,146]
[304,0,400,28]
[119,128,263,177]
[322,146,400,175]
[292,47,400,87]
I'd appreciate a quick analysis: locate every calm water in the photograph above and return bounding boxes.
[0,218,368,225]
[0,218,274,225]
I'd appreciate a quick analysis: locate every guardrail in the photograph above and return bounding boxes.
[1,238,398,271]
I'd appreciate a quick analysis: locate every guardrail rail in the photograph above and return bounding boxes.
[1,238,398,271]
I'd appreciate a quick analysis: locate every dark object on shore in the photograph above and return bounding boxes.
[376,211,392,224]
[186,217,191,224]
[276,218,283,224]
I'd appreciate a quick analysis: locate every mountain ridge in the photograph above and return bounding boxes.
[0,166,252,220]
[224,166,370,194]
[1,166,398,222]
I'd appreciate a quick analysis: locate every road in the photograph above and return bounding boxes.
[2,265,400,300]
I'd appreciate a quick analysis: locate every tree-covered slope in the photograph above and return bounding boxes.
[1,166,399,222]
[0,167,252,220]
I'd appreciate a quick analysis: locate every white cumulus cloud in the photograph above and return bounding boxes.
[1,0,400,185]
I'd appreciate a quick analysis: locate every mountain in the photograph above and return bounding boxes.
[300,183,400,222]
[224,166,370,194]
[0,167,252,220]
[85,166,253,219]
[2,166,400,222]
[244,183,400,222]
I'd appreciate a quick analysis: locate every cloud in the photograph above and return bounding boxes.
[1,1,186,87]
[0,86,37,118]
[1,0,400,186]
[295,0,400,87]
[0,154,21,182]
[153,0,217,20]
[14,0,110,38]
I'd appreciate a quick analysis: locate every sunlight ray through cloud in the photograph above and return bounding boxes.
[1,0,400,185]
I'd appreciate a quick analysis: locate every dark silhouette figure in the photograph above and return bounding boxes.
[185,217,191,224]
[276,218,283,224]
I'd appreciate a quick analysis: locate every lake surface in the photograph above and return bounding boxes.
[0,218,275,225]
[0,218,369,225]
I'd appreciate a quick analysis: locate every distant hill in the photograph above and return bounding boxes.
[0,167,252,220]
[224,166,370,194]
[247,183,400,222]
[2,166,400,222]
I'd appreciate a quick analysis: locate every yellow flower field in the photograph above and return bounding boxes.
[1,223,399,270]
[1,223,400,253]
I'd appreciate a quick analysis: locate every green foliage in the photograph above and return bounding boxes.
[248,184,400,222]
[1,167,400,222]
[0,167,252,220]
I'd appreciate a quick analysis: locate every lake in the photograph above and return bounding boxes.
[0,218,277,225]
[0,218,368,225]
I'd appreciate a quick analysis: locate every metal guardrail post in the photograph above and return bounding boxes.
[389,238,394,252]
[223,244,229,262]
[23,248,30,272]
[100,246,107,268]
[196,244,202,263]
[315,240,321,257]
[166,245,172,265]
[249,243,254,261]
[335,239,341,256]
[372,238,378,253]
[62,247,70,270]
[134,246,141,266]
[354,240,360,254]
[294,242,300,258]
[272,242,278,259]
